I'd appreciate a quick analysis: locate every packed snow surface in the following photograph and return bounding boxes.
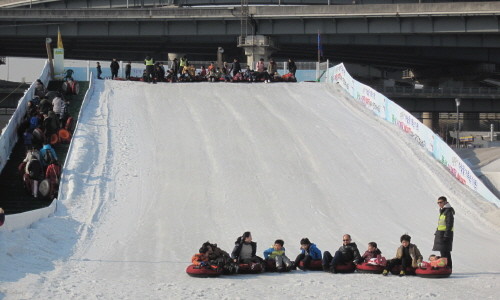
[1,81,499,299]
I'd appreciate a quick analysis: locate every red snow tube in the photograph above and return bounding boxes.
[415,267,452,278]
[50,133,59,145]
[334,262,356,273]
[266,260,277,272]
[390,265,417,275]
[23,173,32,194]
[65,117,76,133]
[186,264,222,278]
[18,162,26,177]
[238,262,264,274]
[356,262,385,274]
[58,128,72,144]
[299,259,323,271]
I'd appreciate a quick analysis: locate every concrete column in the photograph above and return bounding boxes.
[463,112,479,131]
[237,35,278,69]
[422,112,441,133]
[422,112,433,129]
[168,53,185,61]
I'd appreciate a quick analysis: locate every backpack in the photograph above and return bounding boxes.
[43,149,56,165]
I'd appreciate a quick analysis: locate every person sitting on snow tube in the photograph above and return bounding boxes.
[231,232,266,272]
[382,234,423,277]
[199,241,239,274]
[187,246,222,277]
[294,238,322,271]
[263,239,293,272]
[361,242,383,263]
[322,234,362,273]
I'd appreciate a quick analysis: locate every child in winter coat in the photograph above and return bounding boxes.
[361,242,386,266]
[361,242,383,261]
[295,238,322,271]
[382,234,423,277]
[263,239,293,272]
[231,232,266,271]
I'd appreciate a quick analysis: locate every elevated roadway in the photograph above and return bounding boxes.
[1,2,500,67]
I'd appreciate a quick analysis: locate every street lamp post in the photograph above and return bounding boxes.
[455,98,461,148]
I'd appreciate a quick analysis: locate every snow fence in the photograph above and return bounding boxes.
[327,63,500,208]
[0,69,95,232]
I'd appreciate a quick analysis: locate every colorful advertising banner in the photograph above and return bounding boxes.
[330,63,500,207]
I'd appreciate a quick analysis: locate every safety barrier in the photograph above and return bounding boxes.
[327,63,500,207]
[0,61,50,173]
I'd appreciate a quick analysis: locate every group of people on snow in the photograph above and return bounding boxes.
[192,196,455,276]
[96,56,298,83]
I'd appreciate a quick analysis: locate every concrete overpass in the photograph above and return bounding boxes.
[1,1,500,70]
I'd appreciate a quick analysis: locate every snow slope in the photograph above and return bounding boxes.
[1,81,499,299]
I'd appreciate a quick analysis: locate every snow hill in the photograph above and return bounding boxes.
[0,81,499,299]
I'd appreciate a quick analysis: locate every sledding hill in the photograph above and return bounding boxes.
[0,80,499,299]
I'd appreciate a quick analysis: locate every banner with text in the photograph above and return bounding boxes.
[329,63,500,207]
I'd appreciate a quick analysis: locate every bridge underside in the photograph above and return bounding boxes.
[1,33,499,70]
[1,3,500,72]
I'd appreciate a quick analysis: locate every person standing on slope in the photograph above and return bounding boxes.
[144,55,155,83]
[432,196,455,268]
[110,58,120,79]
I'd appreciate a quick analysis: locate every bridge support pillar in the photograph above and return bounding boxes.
[168,53,185,62]
[237,35,278,69]
[463,113,480,131]
[422,112,441,133]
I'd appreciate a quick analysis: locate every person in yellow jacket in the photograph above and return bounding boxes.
[432,196,455,268]
[144,55,155,83]
[382,234,423,277]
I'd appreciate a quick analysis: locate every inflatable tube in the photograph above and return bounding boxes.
[65,117,76,133]
[356,262,385,274]
[23,173,32,194]
[390,266,416,275]
[39,179,51,199]
[18,162,26,177]
[50,133,59,145]
[335,262,356,273]
[238,262,264,274]
[185,264,222,278]
[266,260,277,272]
[58,128,72,144]
[299,259,323,271]
[415,267,452,278]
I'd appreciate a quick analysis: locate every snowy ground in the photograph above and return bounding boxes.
[1,81,499,299]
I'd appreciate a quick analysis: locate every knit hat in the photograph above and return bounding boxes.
[400,234,411,243]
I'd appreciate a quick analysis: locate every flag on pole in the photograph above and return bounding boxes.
[57,27,64,49]
[317,31,323,62]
